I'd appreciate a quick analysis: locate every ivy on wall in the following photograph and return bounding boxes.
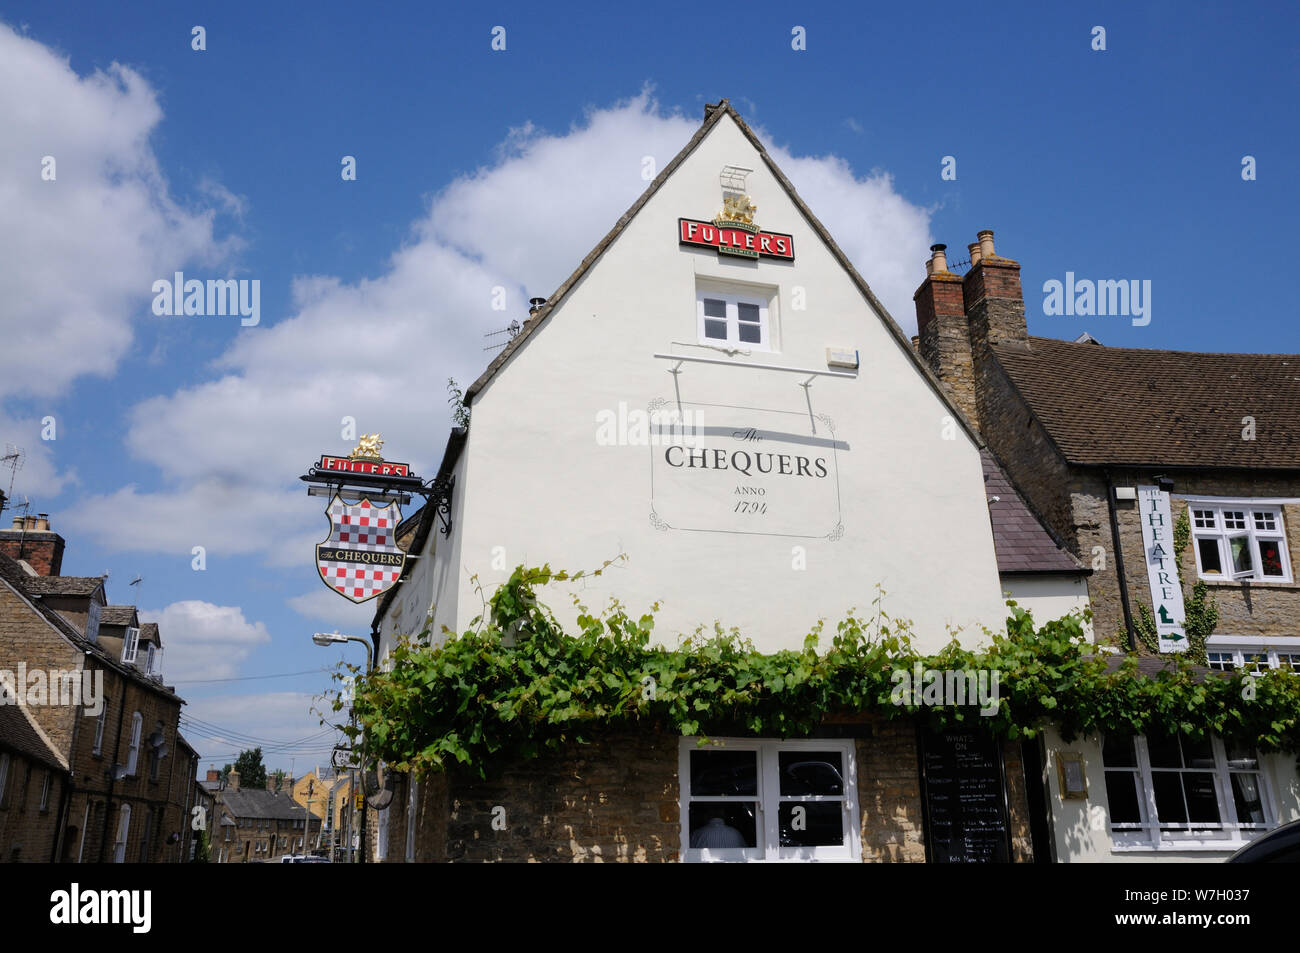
[1134,506,1218,661]
[332,562,1300,780]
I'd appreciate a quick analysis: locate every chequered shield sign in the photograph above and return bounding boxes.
[316,494,406,604]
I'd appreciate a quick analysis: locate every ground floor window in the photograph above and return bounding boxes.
[678,738,860,862]
[1102,734,1273,849]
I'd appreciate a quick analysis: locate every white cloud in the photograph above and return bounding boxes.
[0,23,234,400]
[66,92,932,562]
[180,691,345,776]
[287,587,378,633]
[138,599,271,682]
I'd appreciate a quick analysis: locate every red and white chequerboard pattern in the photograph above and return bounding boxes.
[317,496,404,603]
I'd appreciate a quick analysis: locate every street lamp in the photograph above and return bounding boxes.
[311,631,374,864]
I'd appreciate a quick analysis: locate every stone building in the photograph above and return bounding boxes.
[0,702,69,861]
[911,232,1300,860]
[362,100,1081,863]
[206,767,318,863]
[0,514,195,862]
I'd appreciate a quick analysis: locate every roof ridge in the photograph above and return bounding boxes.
[1021,335,1300,360]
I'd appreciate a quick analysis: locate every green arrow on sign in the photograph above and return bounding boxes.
[1164,632,1184,642]
[1158,605,1176,625]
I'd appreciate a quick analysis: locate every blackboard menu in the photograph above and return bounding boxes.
[919,728,1011,863]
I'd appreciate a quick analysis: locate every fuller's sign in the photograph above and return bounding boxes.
[678,218,794,261]
[317,454,411,477]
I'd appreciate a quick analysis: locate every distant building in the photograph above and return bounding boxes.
[205,766,319,863]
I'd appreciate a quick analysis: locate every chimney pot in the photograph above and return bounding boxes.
[9,516,21,530]
[968,242,982,266]
[24,515,36,530]
[35,514,49,532]
[977,229,995,261]
[929,243,948,274]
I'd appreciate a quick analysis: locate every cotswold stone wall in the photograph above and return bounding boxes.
[384,722,1036,863]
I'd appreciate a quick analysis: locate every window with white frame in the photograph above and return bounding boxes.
[126,712,142,775]
[86,599,101,643]
[696,287,772,351]
[113,804,131,863]
[91,701,107,756]
[1203,639,1300,674]
[679,738,860,862]
[145,643,156,677]
[121,627,140,664]
[1188,503,1291,582]
[1102,734,1272,848]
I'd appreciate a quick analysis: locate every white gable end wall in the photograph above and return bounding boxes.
[432,112,1007,654]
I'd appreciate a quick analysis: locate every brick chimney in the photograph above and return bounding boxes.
[227,768,241,792]
[0,512,66,576]
[914,244,979,427]
[963,229,1027,351]
[206,765,220,783]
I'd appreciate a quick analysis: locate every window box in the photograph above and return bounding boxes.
[678,738,860,862]
[1188,504,1291,583]
[1102,734,1275,850]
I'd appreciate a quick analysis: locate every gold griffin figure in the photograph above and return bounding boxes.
[350,433,384,460]
[719,194,757,224]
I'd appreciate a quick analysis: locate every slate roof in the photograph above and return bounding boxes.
[140,622,160,646]
[982,450,1086,574]
[100,606,138,626]
[462,99,984,449]
[0,703,67,772]
[221,788,312,821]
[21,575,105,597]
[992,337,1300,469]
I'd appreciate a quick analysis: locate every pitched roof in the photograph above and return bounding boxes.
[21,575,105,597]
[981,450,1086,574]
[992,337,1300,468]
[221,788,312,821]
[100,606,138,626]
[462,99,983,448]
[0,703,68,772]
[139,622,160,646]
[0,552,183,704]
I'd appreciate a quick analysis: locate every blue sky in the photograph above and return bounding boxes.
[1,1,1295,773]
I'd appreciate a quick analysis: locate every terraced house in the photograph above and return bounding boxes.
[912,235,1300,860]
[0,514,197,862]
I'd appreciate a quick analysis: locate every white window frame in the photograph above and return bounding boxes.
[1204,636,1300,674]
[91,701,107,756]
[1185,501,1292,583]
[126,712,142,775]
[1102,734,1276,851]
[121,627,140,664]
[696,287,773,351]
[678,737,860,863]
[113,804,131,863]
[145,643,156,677]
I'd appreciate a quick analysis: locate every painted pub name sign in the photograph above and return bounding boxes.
[678,218,794,261]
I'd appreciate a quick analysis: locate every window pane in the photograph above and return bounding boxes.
[1230,773,1265,825]
[1102,735,1137,767]
[1146,735,1182,769]
[779,801,844,847]
[1183,773,1221,824]
[702,298,726,318]
[1151,773,1187,824]
[1104,772,1142,823]
[1223,511,1246,530]
[1259,539,1284,577]
[737,302,760,324]
[737,322,761,344]
[687,802,756,849]
[778,751,844,796]
[1197,538,1223,575]
[1192,510,1215,529]
[690,749,757,796]
[704,319,727,340]
[1253,511,1277,531]
[1207,652,1233,671]
[1243,653,1268,673]
[1182,736,1215,769]
[1229,536,1253,574]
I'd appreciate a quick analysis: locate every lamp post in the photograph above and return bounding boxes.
[312,631,373,863]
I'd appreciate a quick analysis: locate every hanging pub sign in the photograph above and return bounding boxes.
[678,193,794,261]
[306,434,415,604]
[1137,485,1188,653]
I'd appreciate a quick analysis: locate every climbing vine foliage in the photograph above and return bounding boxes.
[336,563,1300,780]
